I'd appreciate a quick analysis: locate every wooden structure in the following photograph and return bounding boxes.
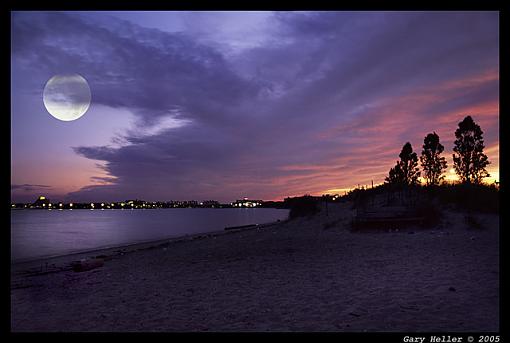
[352,188,425,231]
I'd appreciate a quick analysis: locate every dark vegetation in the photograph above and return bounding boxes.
[348,182,497,232]
[285,195,320,219]
[385,115,492,187]
[420,131,448,186]
[427,183,499,213]
[385,142,421,186]
[452,116,491,184]
[346,183,498,214]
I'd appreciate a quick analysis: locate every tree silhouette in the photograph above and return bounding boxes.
[385,142,421,186]
[420,132,448,186]
[385,163,405,185]
[452,116,490,184]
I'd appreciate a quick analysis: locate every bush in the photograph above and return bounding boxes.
[287,195,320,219]
[430,183,499,213]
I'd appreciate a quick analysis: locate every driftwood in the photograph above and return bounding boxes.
[224,224,258,231]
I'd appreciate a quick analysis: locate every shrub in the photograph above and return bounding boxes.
[287,195,320,219]
[431,183,498,213]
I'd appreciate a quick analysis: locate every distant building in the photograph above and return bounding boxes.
[33,195,50,208]
[232,198,263,208]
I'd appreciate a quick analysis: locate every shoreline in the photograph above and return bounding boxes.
[11,203,499,331]
[11,219,286,274]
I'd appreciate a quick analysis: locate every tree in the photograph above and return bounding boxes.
[452,116,490,184]
[385,142,421,186]
[385,163,405,185]
[420,132,448,186]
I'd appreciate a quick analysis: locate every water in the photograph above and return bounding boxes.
[11,208,289,262]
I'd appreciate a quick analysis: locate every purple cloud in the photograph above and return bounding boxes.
[11,184,52,192]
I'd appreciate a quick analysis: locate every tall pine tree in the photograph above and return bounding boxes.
[452,116,490,184]
[420,132,447,186]
[385,163,405,185]
[385,142,421,186]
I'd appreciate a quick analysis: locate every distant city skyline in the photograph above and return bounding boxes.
[11,11,499,203]
[11,195,289,210]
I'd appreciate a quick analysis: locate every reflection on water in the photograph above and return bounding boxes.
[11,208,289,262]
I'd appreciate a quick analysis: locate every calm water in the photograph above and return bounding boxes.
[11,208,289,262]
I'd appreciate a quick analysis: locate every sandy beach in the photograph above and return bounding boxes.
[10,202,499,332]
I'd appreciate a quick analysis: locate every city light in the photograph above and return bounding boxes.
[11,197,277,210]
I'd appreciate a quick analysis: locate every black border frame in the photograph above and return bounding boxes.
[3,1,506,341]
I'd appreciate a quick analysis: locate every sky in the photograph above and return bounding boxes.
[11,11,499,203]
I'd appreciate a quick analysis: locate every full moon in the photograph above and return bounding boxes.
[43,74,91,121]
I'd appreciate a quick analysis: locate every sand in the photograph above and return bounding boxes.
[10,202,499,332]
